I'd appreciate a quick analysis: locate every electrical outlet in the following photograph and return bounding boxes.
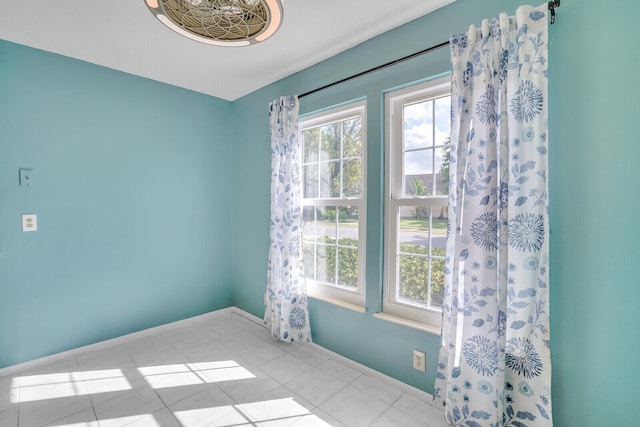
[22,214,38,232]
[413,350,426,372]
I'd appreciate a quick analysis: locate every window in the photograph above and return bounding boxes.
[300,101,367,308]
[384,77,451,327]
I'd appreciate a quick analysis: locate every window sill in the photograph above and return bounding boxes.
[309,294,367,314]
[373,312,441,336]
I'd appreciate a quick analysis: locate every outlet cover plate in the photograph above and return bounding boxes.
[413,350,426,372]
[22,214,37,232]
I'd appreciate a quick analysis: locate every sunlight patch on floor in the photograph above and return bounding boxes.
[174,397,331,427]
[138,360,255,389]
[12,369,131,403]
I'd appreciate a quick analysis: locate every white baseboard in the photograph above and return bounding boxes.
[0,307,235,378]
[1,306,439,410]
[232,308,438,406]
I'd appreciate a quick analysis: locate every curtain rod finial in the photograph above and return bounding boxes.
[548,0,560,24]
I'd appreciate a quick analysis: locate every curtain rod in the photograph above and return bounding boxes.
[298,41,449,99]
[299,0,560,100]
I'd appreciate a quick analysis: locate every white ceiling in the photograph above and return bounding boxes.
[0,1,454,101]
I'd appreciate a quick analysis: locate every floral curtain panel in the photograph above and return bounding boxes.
[265,96,312,343]
[434,4,552,426]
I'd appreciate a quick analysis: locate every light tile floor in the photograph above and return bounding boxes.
[0,310,447,427]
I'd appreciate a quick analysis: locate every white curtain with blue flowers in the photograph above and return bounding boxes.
[265,96,312,343]
[434,5,552,426]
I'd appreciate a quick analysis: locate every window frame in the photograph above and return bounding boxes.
[383,77,450,327]
[299,100,367,309]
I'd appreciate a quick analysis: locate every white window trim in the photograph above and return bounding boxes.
[300,100,367,309]
[383,76,450,327]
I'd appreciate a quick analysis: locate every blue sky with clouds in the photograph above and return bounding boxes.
[403,96,450,175]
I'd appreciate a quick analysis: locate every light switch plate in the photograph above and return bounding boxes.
[22,214,37,232]
[19,169,33,187]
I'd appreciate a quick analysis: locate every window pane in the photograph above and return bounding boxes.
[398,206,448,249]
[303,206,340,284]
[315,242,330,282]
[337,246,358,288]
[319,161,340,198]
[303,242,314,279]
[404,148,434,174]
[434,147,448,196]
[431,208,448,251]
[303,164,318,198]
[398,254,428,305]
[302,207,318,240]
[337,206,358,244]
[396,206,448,308]
[343,159,361,197]
[302,205,360,289]
[303,128,319,163]
[435,95,451,196]
[316,206,337,239]
[403,149,433,196]
[318,208,337,285]
[398,203,429,306]
[399,228,429,254]
[320,124,340,161]
[398,202,428,251]
[404,177,426,198]
[303,205,330,283]
[434,96,451,145]
[342,117,362,157]
[403,101,433,150]
[430,257,445,308]
[302,206,314,232]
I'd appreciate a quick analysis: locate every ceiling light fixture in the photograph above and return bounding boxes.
[145,0,284,47]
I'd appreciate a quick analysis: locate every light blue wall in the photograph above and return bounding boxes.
[0,40,234,368]
[2,0,639,424]
[548,1,639,426]
[232,0,640,425]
